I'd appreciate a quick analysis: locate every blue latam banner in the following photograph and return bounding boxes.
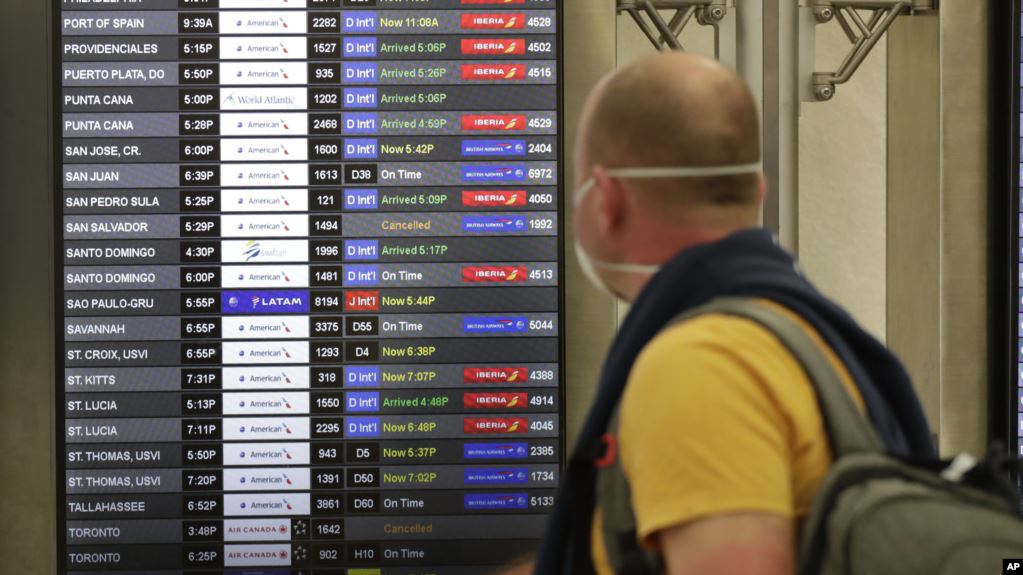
[344,265,380,286]
[343,11,377,33]
[463,316,529,334]
[222,290,309,314]
[344,139,378,159]
[461,215,528,233]
[345,366,380,387]
[344,113,379,134]
[344,88,378,108]
[461,165,526,182]
[461,140,527,157]
[346,416,381,437]
[344,62,378,83]
[464,493,529,511]
[463,442,530,459]
[464,468,529,485]
[344,189,379,210]
[343,37,377,58]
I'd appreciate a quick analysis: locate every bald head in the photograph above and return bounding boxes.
[577,52,761,214]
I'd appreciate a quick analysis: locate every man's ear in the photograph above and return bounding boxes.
[591,166,624,235]
[757,172,768,205]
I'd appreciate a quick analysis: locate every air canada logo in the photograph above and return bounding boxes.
[464,392,529,409]
[464,367,529,383]
[461,38,526,55]
[462,266,528,283]
[462,114,527,131]
[464,417,529,433]
[461,64,526,81]
[460,13,526,29]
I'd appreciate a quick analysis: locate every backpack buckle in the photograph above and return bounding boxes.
[594,433,618,469]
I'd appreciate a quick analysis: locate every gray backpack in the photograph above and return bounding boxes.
[597,298,1023,574]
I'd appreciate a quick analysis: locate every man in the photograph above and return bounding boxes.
[513,52,934,574]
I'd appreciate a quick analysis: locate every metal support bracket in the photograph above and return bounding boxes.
[804,0,937,101]
[616,0,737,68]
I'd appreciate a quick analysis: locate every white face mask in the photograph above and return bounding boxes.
[573,163,762,298]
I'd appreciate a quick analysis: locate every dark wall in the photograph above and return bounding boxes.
[0,0,57,572]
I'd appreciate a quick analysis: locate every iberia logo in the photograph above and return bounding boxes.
[462,114,527,131]
[461,64,527,81]
[462,266,528,283]
[464,392,529,409]
[460,13,526,29]
[462,190,527,207]
[464,417,529,433]
[461,38,526,55]
[464,366,529,382]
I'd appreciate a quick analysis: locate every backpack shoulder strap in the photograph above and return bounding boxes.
[702,297,883,457]
[597,297,882,572]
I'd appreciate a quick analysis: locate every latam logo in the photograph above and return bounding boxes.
[462,266,528,283]
[462,64,526,81]
[464,417,529,434]
[461,190,528,206]
[461,13,525,29]
[463,442,529,459]
[464,392,529,409]
[462,114,527,131]
[222,290,309,314]
[461,141,526,157]
[464,493,529,510]
[464,467,529,485]
[346,290,380,311]
[461,166,525,182]
[464,367,529,383]
[461,38,526,55]
[463,316,528,334]
[462,215,528,233]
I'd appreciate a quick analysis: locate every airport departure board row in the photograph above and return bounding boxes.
[55,1,563,573]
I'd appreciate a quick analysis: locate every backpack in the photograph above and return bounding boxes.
[596,297,1023,574]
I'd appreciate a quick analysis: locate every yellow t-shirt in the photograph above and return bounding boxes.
[592,302,864,574]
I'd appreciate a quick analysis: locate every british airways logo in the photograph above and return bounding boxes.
[463,442,529,459]
[462,215,527,233]
[464,468,529,485]
[461,165,526,182]
[462,316,528,333]
[464,493,529,510]
[461,140,526,157]
[222,290,309,314]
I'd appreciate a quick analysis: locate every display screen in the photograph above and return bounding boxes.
[55,1,563,572]
[1015,1,1023,461]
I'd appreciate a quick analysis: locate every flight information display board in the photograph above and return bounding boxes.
[55,1,563,573]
